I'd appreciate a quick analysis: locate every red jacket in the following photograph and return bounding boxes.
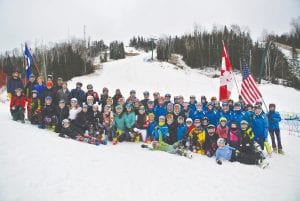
[10,95,26,110]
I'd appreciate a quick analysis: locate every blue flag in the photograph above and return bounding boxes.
[25,43,33,80]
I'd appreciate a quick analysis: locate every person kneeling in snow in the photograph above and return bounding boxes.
[141,127,192,159]
[10,88,26,123]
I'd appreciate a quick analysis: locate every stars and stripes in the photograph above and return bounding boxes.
[241,61,262,105]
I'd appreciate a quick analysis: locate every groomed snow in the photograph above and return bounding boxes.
[1,50,300,201]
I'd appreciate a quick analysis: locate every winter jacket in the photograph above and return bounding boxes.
[177,123,188,141]
[102,112,114,128]
[69,107,82,120]
[244,111,254,126]
[56,89,71,105]
[113,113,126,131]
[228,128,241,148]
[216,145,235,161]
[141,98,149,109]
[166,121,178,144]
[55,106,69,125]
[240,127,255,153]
[147,121,157,139]
[60,125,81,139]
[7,77,24,96]
[41,104,56,119]
[205,132,218,153]
[267,111,281,130]
[205,109,219,126]
[41,88,57,105]
[192,110,205,121]
[232,110,246,128]
[85,91,100,103]
[112,94,123,107]
[154,124,169,140]
[28,97,41,115]
[10,95,26,110]
[124,112,136,129]
[135,113,148,129]
[24,80,37,99]
[70,88,85,106]
[216,124,229,140]
[154,105,167,122]
[219,110,233,125]
[74,110,93,131]
[33,84,46,99]
[252,112,268,140]
[189,127,206,148]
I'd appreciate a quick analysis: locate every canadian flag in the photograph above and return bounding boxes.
[219,43,233,102]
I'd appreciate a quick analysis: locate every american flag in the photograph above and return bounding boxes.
[241,62,262,105]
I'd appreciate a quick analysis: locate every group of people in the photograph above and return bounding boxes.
[7,70,284,167]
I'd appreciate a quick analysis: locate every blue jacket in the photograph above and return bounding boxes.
[177,124,187,141]
[205,110,219,126]
[267,111,281,130]
[33,84,46,99]
[252,112,268,140]
[192,110,205,121]
[244,111,254,126]
[113,113,126,131]
[154,105,167,121]
[147,121,157,139]
[216,145,235,161]
[219,110,233,125]
[7,77,24,95]
[232,110,246,128]
[154,125,169,140]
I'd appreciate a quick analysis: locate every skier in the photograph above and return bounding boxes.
[112,89,123,108]
[41,80,57,106]
[112,105,126,144]
[189,118,206,154]
[7,70,24,99]
[70,82,85,106]
[85,84,99,104]
[205,102,219,126]
[56,82,71,106]
[166,114,178,145]
[55,100,69,133]
[141,91,150,109]
[232,102,246,129]
[267,103,284,154]
[228,121,241,149]
[252,104,268,150]
[24,74,37,99]
[216,117,229,143]
[154,115,169,141]
[10,88,26,123]
[215,138,236,165]
[124,103,136,140]
[147,113,157,141]
[33,76,46,100]
[205,124,219,157]
[40,96,57,130]
[28,90,42,124]
[134,105,149,142]
[154,97,167,122]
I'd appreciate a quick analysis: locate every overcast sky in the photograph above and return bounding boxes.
[0,0,299,53]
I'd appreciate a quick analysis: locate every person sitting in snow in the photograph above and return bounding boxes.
[189,118,206,154]
[10,88,26,123]
[216,138,236,165]
[40,96,57,130]
[154,115,169,141]
[28,90,42,124]
[124,103,136,140]
[111,104,126,144]
[205,124,219,157]
[59,119,82,139]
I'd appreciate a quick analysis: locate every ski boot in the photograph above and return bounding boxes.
[278,149,285,155]
[273,147,278,153]
[135,135,140,143]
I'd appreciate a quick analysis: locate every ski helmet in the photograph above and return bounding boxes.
[62,119,70,125]
[87,84,93,90]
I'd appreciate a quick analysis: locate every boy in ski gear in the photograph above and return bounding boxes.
[55,100,69,133]
[24,74,37,99]
[191,102,205,121]
[7,70,24,98]
[146,100,155,114]
[134,106,149,142]
[189,118,206,154]
[205,124,219,157]
[267,103,283,154]
[70,82,85,106]
[177,116,188,142]
[28,90,42,124]
[112,89,123,108]
[40,96,57,130]
[188,95,197,114]
[59,119,82,139]
[244,104,254,126]
[228,121,241,149]
[232,102,246,129]
[219,102,233,126]
[154,116,169,141]
[56,82,71,105]
[216,138,236,165]
[10,88,26,123]
[147,113,157,140]
[164,93,172,106]
[41,80,57,106]
[205,102,219,126]
[216,117,229,143]
[33,76,46,99]
[141,91,150,109]
[166,113,178,145]
[154,97,167,122]
[85,84,99,104]
[252,104,268,150]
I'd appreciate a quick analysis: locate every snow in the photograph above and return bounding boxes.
[1,49,300,201]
